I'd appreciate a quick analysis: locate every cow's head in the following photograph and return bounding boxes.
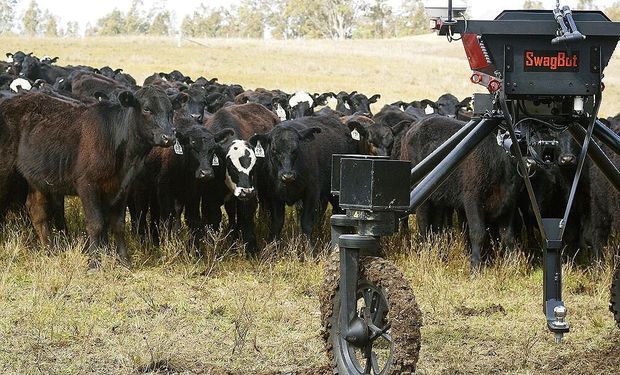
[288,91,314,119]
[177,85,207,121]
[342,92,381,116]
[250,125,321,185]
[223,139,258,200]
[122,87,186,147]
[41,56,59,64]
[174,122,220,179]
[345,116,394,156]
[18,55,41,80]
[272,96,290,121]
[556,130,578,168]
[426,94,472,118]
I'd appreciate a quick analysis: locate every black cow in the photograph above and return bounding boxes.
[249,115,361,246]
[423,94,472,118]
[335,91,381,116]
[19,55,68,84]
[402,116,521,269]
[287,91,333,119]
[129,117,224,245]
[0,87,184,266]
[202,103,280,254]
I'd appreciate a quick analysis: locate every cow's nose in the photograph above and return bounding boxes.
[559,154,576,166]
[196,169,211,179]
[18,72,24,77]
[281,173,295,182]
[191,113,202,120]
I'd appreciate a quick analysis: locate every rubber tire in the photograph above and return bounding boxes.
[320,249,422,374]
[612,265,620,327]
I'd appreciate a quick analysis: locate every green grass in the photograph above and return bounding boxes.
[0,36,619,374]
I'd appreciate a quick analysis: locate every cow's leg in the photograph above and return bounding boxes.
[238,198,258,256]
[26,190,52,245]
[416,203,431,238]
[78,190,107,267]
[224,199,238,234]
[49,194,66,233]
[269,201,285,241]
[156,183,176,243]
[464,202,486,270]
[109,202,130,267]
[498,212,517,251]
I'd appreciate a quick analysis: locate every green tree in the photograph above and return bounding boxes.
[355,0,394,38]
[65,21,78,37]
[606,2,620,21]
[125,0,148,34]
[181,5,225,38]
[42,10,57,36]
[523,0,544,9]
[148,9,172,36]
[95,9,126,35]
[394,0,429,37]
[22,0,41,36]
[236,0,265,38]
[0,0,16,34]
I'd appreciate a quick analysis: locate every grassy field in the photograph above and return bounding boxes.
[0,36,619,374]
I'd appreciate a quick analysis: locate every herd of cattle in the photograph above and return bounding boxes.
[0,51,619,268]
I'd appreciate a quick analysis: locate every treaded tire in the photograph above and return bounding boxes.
[320,249,422,374]
[612,264,620,328]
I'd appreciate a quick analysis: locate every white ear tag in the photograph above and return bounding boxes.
[351,129,361,141]
[212,154,220,166]
[174,140,183,155]
[255,141,265,158]
[424,105,434,115]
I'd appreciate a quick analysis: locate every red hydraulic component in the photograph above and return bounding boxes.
[462,33,492,70]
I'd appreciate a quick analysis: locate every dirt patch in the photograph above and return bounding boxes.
[455,304,506,317]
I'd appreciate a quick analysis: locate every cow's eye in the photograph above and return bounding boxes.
[142,108,151,114]
[191,139,196,145]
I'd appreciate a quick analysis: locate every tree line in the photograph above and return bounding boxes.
[1,0,620,39]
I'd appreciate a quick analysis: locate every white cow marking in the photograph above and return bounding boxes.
[424,105,434,115]
[5,56,13,63]
[227,140,257,175]
[288,91,314,108]
[10,78,32,92]
[275,103,287,121]
[226,140,258,197]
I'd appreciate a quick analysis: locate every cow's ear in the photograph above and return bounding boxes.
[457,96,473,110]
[391,120,411,135]
[51,57,59,63]
[208,78,218,84]
[421,99,438,109]
[215,128,236,145]
[390,101,407,110]
[33,79,46,88]
[93,68,101,74]
[249,132,271,148]
[369,94,381,103]
[349,91,358,96]
[6,53,12,58]
[171,92,189,110]
[299,126,321,141]
[347,121,369,139]
[314,93,331,106]
[114,68,123,74]
[93,91,109,102]
[118,91,138,108]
